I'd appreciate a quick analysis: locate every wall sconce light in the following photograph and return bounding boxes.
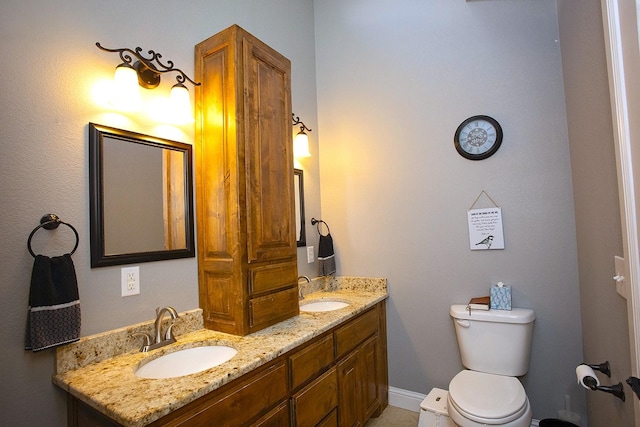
[292,113,312,158]
[96,42,200,123]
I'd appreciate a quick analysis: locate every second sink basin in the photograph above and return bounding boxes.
[135,345,238,379]
[300,300,350,312]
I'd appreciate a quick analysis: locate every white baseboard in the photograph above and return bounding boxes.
[387,386,540,426]
[388,386,426,413]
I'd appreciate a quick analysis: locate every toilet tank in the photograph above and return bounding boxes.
[450,305,535,376]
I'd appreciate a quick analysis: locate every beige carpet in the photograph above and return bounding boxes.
[365,405,420,426]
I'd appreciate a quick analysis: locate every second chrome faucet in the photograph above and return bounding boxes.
[134,306,179,352]
[297,276,311,300]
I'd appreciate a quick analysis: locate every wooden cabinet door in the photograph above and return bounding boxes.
[360,336,380,421]
[289,334,335,390]
[243,34,295,265]
[291,368,338,427]
[337,350,363,427]
[337,334,382,427]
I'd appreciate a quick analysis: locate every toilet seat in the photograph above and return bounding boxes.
[448,370,529,425]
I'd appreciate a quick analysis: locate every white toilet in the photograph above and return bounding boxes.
[431,304,536,427]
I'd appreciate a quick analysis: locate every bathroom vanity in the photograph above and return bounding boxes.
[54,278,388,427]
[60,25,388,427]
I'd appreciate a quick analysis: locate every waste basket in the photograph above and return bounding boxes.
[539,419,578,427]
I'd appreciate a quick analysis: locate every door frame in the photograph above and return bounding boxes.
[602,0,640,422]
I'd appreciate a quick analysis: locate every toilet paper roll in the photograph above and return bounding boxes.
[576,365,600,390]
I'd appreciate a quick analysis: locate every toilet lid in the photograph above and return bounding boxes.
[449,370,528,423]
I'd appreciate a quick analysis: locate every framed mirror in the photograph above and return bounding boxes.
[89,123,195,267]
[294,168,306,247]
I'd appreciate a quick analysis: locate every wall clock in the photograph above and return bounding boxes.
[454,115,503,160]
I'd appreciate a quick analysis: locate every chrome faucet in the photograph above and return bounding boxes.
[154,306,179,345]
[134,306,179,352]
[297,276,311,300]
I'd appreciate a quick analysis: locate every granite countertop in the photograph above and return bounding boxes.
[53,276,387,427]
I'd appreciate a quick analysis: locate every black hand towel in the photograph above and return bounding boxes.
[25,254,81,352]
[317,233,336,276]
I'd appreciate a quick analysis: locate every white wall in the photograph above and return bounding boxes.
[0,1,318,425]
[314,0,585,420]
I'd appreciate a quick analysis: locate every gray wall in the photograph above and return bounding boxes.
[0,1,318,425]
[314,0,585,421]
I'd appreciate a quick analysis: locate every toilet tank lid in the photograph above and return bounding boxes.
[450,305,535,324]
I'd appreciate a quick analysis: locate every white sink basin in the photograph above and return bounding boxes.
[135,345,238,379]
[300,300,350,312]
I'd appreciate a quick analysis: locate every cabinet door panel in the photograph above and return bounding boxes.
[337,350,362,427]
[360,336,380,420]
[243,36,295,264]
[335,307,378,359]
[290,334,335,390]
[292,367,338,427]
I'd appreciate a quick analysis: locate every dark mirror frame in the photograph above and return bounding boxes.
[294,168,306,247]
[89,123,195,267]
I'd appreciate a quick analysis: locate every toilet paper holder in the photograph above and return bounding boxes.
[626,377,640,401]
[579,361,625,401]
[585,361,611,377]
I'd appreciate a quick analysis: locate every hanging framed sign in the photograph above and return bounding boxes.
[467,191,504,250]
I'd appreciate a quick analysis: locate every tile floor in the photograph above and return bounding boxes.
[365,405,420,426]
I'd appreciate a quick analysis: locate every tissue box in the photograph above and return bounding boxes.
[490,284,511,310]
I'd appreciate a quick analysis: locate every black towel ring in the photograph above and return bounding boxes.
[311,218,331,236]
[27,214,79,258]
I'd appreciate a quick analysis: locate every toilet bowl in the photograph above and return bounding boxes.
[447,370,531,427]
[445,305,536,427]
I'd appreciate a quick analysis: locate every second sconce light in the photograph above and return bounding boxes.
[292,113,312,158]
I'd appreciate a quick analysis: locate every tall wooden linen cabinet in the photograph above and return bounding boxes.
[195,25,299,335]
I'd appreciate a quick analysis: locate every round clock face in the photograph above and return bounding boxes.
[454,115,503,160]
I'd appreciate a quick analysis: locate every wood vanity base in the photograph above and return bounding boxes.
[67,302,388,427]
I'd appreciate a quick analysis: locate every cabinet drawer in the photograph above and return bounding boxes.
[317,408,338,427]
[250,287,299,330]
[248,261,298,295]
[334,307,379,359]
[289,334,335,390]
[292,367,338,427]
[163,360,288,426]
[250,401,290,427]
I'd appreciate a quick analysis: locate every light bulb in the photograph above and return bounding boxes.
[294,131,311,158]
[111,63,140,111]
[169,83,194,124]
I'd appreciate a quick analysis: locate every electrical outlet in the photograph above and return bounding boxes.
[307,246,315,263]
[121,266,140,297]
